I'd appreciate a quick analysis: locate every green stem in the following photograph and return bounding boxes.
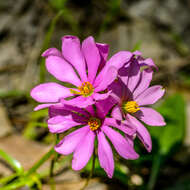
[80,150,96,190]
[0,149,24,174]
[147,153,163,190]
[26,148,54,176]
[49,134,59,190]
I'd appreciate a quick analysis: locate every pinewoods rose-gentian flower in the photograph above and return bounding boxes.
[48,101,139,178]
[31,35,132,110]
[109,56,166,152]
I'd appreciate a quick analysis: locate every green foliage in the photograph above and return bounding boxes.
[149,93,186,155]
[23,109,48,139]
[48,0,68,11]
[0,149,24,175]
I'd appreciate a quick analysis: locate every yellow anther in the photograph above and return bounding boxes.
[123,101,140,114]
[88,117,101,131]
[70,82,94,97]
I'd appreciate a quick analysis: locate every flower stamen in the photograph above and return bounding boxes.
[88,117,101,131]
[123,101,140,114]
[70,82,94,97]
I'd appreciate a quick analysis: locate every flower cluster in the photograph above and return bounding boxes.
[31,35,165,178]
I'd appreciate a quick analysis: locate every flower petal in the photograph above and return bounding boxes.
[93,91,111,101]
[82,36,101,83]
[126,114,152,152]
[108,79,127,102]
[135,85,165,106]
[31,82,71,103]
[104,118,135,135]
[46,56,81,87]
[85,106,95,117]
[107,51,132,69]
[48,104,71,118]
[61,35,87,81]
[125,60,141,93]
[96,43,109,62]
[61,96,94,108]
[96,42,109,71]
[102,125,139,159]
[111,105,122,120]
[42,48,62,57]
[94,66,118,92]
[133,68,153,98]
[140,58,158,70]
[48,115,83,133]
[55,126,89,155]
[72,129,95,170]
[135,107,166,126]
[95,96,116,118]
[97,131,114,178]
[34,103,55,111]
[94,51,132,87]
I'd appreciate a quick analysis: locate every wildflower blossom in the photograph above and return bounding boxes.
[48,101,139,178]
[108,55,166,152]
[31,35,132,110]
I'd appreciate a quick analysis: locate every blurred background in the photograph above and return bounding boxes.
[0,0,190,189]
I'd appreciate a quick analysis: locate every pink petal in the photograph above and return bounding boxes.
[104,118,135,135]
[34,103,55,111]
[133,68,153,98]
[95,96,116,118]
[94,51,132,87]
[93,91,111,101]
[135,107,166,126]
[108,79,127,102]
[96,42,109,71]
[61,96,94,108]
[125,60,141,93]
[102,126,139,159]
[42,48,62,57]
[140,58,158,70]
[111,105,122,120]
[55,126,89,155]
[125,134,135,148]
[46,56,81,87]
[107,51,132,69]
[48,115,82,133]
[85,105,95,116]
[61,35,87,81]
[94,66,118,92]
[96,43,109,62]
[62,104,90,118]
[48,104,72,118]
[126,114,152,152]
[72,129,95,170]
[31,82,71,103]
[135,85,165,106]
[97,131,114,178]
[82,36,101,83]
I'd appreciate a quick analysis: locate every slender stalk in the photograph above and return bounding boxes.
[147,153,163,190]
[49,134,59,190]
[26,148,54,176]
[80,150,96,190]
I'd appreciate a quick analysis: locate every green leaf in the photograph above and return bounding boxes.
[0,149,24,174]
[48,0,68,11]
[148,94,186,155]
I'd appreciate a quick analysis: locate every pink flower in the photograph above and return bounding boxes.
[109,55,166,152]
[31,35,132,110]
[48,100,139,178]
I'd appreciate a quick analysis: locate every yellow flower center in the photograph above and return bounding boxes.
[88,117,101,131]
[70,82,94,97]
[123,101,140,114]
